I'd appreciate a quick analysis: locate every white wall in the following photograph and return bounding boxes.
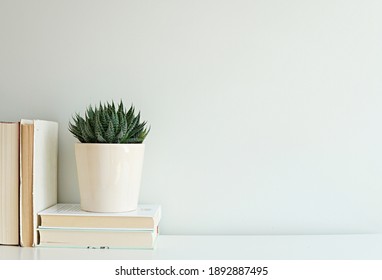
[1,0,382,235]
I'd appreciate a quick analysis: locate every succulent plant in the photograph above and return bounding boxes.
[69,101,150,143]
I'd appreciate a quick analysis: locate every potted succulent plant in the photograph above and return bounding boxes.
[68,100,150,212]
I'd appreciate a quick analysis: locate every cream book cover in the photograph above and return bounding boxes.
[20,120,58,247]
[38,203,161,230]
[0,122,20,245]
[37,227,158,249]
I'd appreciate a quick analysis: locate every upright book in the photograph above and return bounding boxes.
[0,122,20,245]
[20,120,58,247]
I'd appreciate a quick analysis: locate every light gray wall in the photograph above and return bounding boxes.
[1,0,382,235]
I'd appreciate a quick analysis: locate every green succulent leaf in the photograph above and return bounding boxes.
[68,100,150,143]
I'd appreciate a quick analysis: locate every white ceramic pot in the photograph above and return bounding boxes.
[75,143,145,212]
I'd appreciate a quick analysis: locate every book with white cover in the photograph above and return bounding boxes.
[38,204,161,230]
[20,120,58,247]
[0,122,20,245]
[37,227,159,249]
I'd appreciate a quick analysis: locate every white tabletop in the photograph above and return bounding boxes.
[1,234,382,260]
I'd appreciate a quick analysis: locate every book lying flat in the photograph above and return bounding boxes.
[38,204,161,230]
[0,122,20,245]
[37,227,159,249]
[20,120,58,247]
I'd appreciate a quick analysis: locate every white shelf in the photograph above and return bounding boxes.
[1,234,382,260]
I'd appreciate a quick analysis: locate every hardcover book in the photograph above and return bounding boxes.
[0,122,20,245]
[38,204,161,230]
[20,120,58,247]
[38,227,159,249]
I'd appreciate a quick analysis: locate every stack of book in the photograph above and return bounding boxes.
[37,204,161,249]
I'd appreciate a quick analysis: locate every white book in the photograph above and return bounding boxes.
[38,204,161,230]
[20,120,58,247]
[0,122,20,245]
[37,227,159,249]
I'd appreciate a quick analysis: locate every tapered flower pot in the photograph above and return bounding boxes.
[75,143,145,212]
